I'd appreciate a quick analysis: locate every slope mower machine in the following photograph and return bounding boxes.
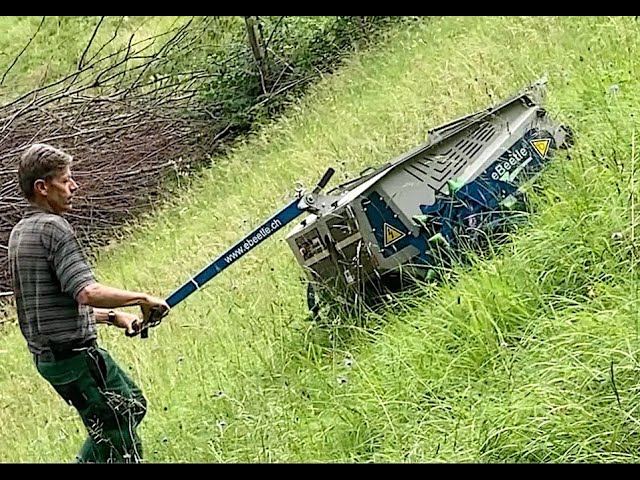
[133,78,573,336]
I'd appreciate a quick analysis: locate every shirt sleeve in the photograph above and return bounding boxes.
[45,217,97,300]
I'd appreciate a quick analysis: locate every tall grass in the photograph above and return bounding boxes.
[1,16,639,462]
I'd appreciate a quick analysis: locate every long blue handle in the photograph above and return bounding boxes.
[165,197,306,308]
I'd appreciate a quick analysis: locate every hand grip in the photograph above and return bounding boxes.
[125,304,169,339]
[125,318,144,337]
[313,167,335,193]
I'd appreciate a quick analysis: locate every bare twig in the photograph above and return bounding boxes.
[78,16,105,70]
[1,16,46,86]
[124,17,195,96]
[85,16,124,66]
[263,16,286,53]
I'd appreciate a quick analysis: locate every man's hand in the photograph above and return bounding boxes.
[141,294,170,325]
[144,294,170,312]
[111,311,144,336]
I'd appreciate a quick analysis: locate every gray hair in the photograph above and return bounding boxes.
[18,143,73,199]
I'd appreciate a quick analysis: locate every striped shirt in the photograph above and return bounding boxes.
[8,205,97,355]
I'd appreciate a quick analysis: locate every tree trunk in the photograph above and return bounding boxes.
[243,16,267,94]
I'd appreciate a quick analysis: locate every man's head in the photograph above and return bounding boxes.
[18,143,78,214]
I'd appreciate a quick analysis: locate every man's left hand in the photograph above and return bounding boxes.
[111,311,143,336]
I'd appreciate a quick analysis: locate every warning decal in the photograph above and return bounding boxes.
[530,138,551,158]
[384,223,406,247]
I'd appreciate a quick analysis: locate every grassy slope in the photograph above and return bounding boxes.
[1,15,640,462]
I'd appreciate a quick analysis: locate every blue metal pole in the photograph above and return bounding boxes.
[165,197,306,308]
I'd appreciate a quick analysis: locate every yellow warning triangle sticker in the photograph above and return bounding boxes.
[530,138,551,158]
[384,223,406,247]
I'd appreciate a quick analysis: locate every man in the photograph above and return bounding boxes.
[8,143,170,463]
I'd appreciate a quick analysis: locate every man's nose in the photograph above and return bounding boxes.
[71,179,79,191]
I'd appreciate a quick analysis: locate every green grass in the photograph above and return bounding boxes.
[1,15,640,462]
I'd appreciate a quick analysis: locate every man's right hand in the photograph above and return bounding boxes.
[141,294,170,325]
[144,294,170,312]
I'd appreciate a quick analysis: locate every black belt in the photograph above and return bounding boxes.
[34,339,97,362]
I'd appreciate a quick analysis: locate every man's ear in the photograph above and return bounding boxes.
[33,179,48,197]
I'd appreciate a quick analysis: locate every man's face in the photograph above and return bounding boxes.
[39,166,78,214]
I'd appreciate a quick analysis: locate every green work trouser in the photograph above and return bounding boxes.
[34,344,147,463]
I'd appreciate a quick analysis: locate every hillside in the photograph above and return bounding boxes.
[1,16,639,463]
